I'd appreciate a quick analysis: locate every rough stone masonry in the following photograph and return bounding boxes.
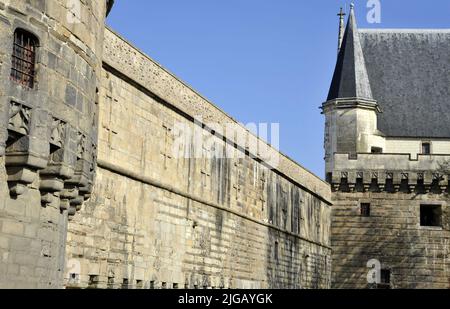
[3,1,447,290]
[0,1,332,289]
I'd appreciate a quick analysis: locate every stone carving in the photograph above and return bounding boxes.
[90,143,97,174]
[8,101,31,135]
[49,117,66,147]
[77,133,87,159]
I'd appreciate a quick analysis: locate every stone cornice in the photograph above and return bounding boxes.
[321,97,381,113]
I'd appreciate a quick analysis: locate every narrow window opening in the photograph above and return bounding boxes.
[161,282,167,289]
[173,283,179,289]
[274,241,279,261]
[422,142,431,155]
[360,203,371,217]
[11,29,38,88]
[136,280,143,289]
[149,281,155,289]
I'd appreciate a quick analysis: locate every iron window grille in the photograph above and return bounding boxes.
[10,29,38,88]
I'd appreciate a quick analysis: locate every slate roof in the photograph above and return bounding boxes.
[327,8,374,101]
[327,10,450,138]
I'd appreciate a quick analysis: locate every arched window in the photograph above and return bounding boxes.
[10,29,38,88]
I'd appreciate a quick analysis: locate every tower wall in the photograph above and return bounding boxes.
[0,0,109,288]
[323,99,383,175]
[329,154,450,288]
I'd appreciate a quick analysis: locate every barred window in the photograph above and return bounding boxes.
[360,203,371,217]
[10,29,38,88]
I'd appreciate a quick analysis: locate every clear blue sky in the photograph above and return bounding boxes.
[107,0,450,178]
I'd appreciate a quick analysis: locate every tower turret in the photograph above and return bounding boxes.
[322,4,383,177]
[0,0,113,288]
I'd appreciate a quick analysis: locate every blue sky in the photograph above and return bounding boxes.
[107,0,450,178]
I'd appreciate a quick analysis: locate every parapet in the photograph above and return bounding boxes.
[101,28,332,204]
[330,153,450,194]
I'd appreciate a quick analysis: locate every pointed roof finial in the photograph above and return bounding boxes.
[337,7,346,54]
[327,4,374,101]
[350,3,355,10]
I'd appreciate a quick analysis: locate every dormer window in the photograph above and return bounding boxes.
[422,142,431,155]
[10,29,38,89]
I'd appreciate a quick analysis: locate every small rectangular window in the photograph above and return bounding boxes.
[360,203,371,217]
[381,269,391,284]
[422,143,431,155]
[11,29,38,88]
[371,147,383,154]
[376,269,392,289]
[420,205,442,227]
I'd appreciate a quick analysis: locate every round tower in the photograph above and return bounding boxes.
[0,0,112,288]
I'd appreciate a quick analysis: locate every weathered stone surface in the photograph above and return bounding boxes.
[331,192,450,289]
[0,0,110,288]
[65,31,332,289]
[0,1,332,289]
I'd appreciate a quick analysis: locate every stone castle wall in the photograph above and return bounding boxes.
[332,192,450,289]
[329,154,450,288]
[0,0,108,288]
[64,29,333,289]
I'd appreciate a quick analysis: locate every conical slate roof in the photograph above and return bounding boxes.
[327,6,373,101]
